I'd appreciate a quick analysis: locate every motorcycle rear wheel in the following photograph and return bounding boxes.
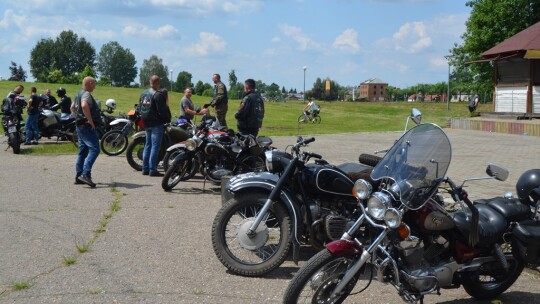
[462,252,524,299]
[126,137,145,171]
[161,156,194,191]
[211,192,291,276]
[283,249,360,304]
[8,133,21,154]
[100,130,128,156]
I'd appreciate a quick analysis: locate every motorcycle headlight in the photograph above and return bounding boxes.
[185,138,199,151]
[353,179,372,200]
[384,208,402,229]
[367,192,390,220]
[264,150,291,173]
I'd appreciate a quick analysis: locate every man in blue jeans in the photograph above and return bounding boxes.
[74,77,101,187]
[140,75,171,176]
[25,87,43,145]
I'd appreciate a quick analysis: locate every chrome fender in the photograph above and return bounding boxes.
[110,118,130,126]
[166,142,187,152]
[131,130,146,140]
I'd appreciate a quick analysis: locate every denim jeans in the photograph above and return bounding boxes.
[142,124,164,173]
[75,124,100,177]
[25,113,39,143]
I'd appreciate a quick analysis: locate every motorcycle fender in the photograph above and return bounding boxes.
[326,239,363,256]
[131,130,146,140]
[172,150,194,163]
[166,142,187,152]
[110,118,130,126]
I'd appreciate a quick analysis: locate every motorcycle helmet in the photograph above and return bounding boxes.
[105,99,117,110]
[516,169,540,205]
[56,87,66,97]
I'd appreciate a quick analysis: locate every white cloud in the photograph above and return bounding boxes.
[278,24,320,51]
[392,21,432,53]
[122,24,178,38]
[183,32,226,56]
[333,28,360,53]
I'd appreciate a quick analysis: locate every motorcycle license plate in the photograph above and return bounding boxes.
[8,126,16,133]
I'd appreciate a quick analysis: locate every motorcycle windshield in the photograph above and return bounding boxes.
[371,123,451,210]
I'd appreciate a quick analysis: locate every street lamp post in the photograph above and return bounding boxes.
[445,56,451,110]
[170,69,173,92]
[303,66,307,103]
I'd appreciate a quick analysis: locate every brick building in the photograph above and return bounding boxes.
[358,78,388,101]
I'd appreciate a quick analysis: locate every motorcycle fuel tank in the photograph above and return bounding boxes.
[41,109,58,128]
[406,199,455,232]
[302,164,355,197]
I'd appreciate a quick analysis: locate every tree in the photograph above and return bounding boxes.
[194,80,206,95]
[176,71,193,92]
[139,55,167,87]
[29,30,95,82]
[228,69,238,89]
[96,41,137,87]
[450,0,540,93]
[8,61,26,81]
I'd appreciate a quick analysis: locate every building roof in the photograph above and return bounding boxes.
[482,21,540,58]
[361,78,387,84]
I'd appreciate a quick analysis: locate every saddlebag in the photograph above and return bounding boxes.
[513,219,540,265]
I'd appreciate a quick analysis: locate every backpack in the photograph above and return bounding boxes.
[139,89,156,119]
[1,98,10,113]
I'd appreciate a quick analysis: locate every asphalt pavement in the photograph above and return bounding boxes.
[0,128,539,304]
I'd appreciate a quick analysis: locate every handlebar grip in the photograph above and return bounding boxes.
[309,152,322,159]
[303,137,315,145]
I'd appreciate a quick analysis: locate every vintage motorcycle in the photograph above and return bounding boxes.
[211,136,379,277]
[1,96,27,154]
[100,104,144,156]
[161,115,272,191]
[283,123,540,304]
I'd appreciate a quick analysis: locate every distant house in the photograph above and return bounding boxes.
[481,21,540,115]
[358,78,388,101]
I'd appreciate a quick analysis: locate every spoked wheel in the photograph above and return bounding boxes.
[462,246,524,300]
[163,148,200,180]
[211,192,291,276]
[161,156,194,191]
[126,137,145,171]
[312,116,321,124]
[298,114,308,123]
[283,249,365,304]
[100,130,128,156]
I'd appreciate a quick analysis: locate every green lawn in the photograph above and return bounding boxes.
[2,80,490,154]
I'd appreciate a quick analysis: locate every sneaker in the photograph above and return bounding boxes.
[74,176,84,184]
[79,174,96,187]
[31,141,38,145]
[142,171,149,176]
[24,142,32,145]
[149,171,164,177]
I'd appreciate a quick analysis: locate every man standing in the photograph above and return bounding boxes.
[179,87,207,123]
[210,73,228,128]
[74,77,101,187]
[140,75,171,177]
[56,87,72,120]
[235,79,264,137]
[44,88,58,109]
[25,87,43,145]
[3,85,24,120]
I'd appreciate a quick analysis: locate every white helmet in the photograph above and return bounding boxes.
[105,99,117,110]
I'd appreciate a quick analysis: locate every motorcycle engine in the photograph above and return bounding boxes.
[308,198,354,241]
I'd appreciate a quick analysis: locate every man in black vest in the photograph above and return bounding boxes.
[235,78,264,137]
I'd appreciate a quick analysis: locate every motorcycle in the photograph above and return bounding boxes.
[1,96,27,154]
[283,123,540,304]
[100,104,144,156]
[38,104,78,145]
[125,121,191,171]
[161,115,272,191]
[210,109,423,277]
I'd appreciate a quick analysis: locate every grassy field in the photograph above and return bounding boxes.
[2,80,491,154]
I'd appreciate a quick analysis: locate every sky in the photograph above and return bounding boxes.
[0,0,471,91]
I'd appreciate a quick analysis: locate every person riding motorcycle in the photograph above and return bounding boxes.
[56,87,72,120]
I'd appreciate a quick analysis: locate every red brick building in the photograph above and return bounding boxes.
[358,78,388,101]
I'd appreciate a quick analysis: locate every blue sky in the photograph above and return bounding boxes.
[0,0,470,91]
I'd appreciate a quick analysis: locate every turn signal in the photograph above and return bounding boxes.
[397,224,411,239]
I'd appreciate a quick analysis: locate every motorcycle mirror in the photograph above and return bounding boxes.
[195,106,201,113]
[411,108,422,125]
[486,163,509,181]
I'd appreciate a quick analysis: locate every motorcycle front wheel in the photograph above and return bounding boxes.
[162,148,200,180]
[126,137,145,171]
[8,133,21,154]
[100,130,128,156]
[161,155,194,191]
[211,192,291,276]
[283,249,360,304]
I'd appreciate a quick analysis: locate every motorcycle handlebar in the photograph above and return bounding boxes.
[307,152,322,159]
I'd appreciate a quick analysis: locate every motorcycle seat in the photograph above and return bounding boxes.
[474,196,530,222]
[256,136,273,147]
[452,203,508,247]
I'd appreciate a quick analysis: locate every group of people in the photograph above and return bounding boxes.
[71,72,265,187]
[3,85,72,146]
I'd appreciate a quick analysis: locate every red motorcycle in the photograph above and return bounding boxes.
[284,123,540,304]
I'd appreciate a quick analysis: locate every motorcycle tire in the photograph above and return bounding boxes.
[100,130,128,156]
[211,192,292,277]
[126,137,145,171]
[461,251,524,299]
[161,156,194,191]
[162,148,200,180]
[8,133,21,154]
[282,249,361,304]
[358,153,382,167]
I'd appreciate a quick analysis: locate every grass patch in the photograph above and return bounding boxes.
[63,256,76,265]
[76,239,93,253]
[12,281,31,291]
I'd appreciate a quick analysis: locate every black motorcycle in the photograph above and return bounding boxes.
[161,115,272,191]
[38,104,78,145]
[211,136,378,276]
[1,96,27,154]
